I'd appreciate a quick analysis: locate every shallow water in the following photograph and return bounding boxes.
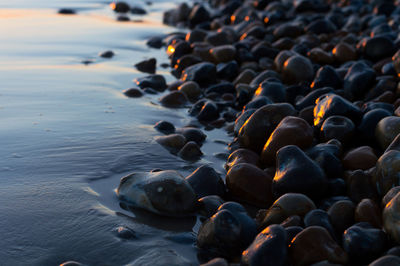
[0,1,229,265]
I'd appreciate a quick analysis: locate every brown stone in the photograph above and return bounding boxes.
[289,226,348,266]
[342,146,377,170]
[328,200,355,237]
[332,42,357,63]
[308,48,334,65]
[355,198,382,228]
[209,45,236,63]
[260,116,313,166]
[225,148,259,171]
[375,116,400,150]
[226,163,273,207]
[155,134,186,154]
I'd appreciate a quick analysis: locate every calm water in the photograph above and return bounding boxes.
[0,1,228,265]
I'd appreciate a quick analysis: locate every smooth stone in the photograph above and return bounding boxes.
[310,66,342,90]
[134,58,156,74]
[241,225,288,266]
[175,54,202,74]
[374,150,400,196]
[233,69,256,86]
[382,186,400,207]
[117,170,197,216]
[253,81,286,103]
[343,62,376,100]
[200,258,228,266]
[386,134,400,153]
[383,191,400,243]
[345,170,378,203]
[197,204,257,259]
[328,178,346,197]
[99,50,114,58]
[134,74,167,91]
[274,23,303,38]
[114,226,136,240]
[206,31,232,46]
[362,36,395,61]
[146,36,164,49]
[233,109,256,136]
[154,121,175,135]
[58,9,76,15]
[304,209,336,240]
[116,15,129,22]
[186,29,207,43]
[243,96,272,111]
[238,103,297,153]
[186,165,225,198]
[198,195,224,218]
[313,93,362,128]
[289,226,348,266]
[295,87,334,110]
[328,200,355,238]
[225,148,259,171]
[210,45,236,63]
[274,50,295,72]
[155,134,186,154]
[307,48,334,65]
[123,88,143,98]
[160,91,188,108]
[206,83,235,95]
[306,19,337,34]
[188,5,210,28]
[386,246,400,256]
[306,141,343,179]
[332,42,356,63]
[376,116,400,150]
[343,146,377,170]
[217,61,239,80]
[258,193,316,227]
[197,101,219,121]
[355,199,382,228]
[226,163,273,207]
[392,49,400,75]
[169,41,192,65]
[282,55,314,84]
[176,127,206,145]
[273,145,328,200]
[261,116,313,166]
[358,108,392,142]
[320,115,355,144]
[343,222,388,264]
[310,260,342,266]
[112,2,130,13]
[178,141,203,161]
[249,70,281,89]
[369,255,400,266]
[182,62,216,86]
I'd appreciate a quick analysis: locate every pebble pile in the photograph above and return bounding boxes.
[110,0,400,265]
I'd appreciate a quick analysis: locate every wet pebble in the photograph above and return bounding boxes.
[99,50,114,58]
[177,141,203,161]
[135,58,156,74]
[123,88,143,98]
[155,134,186,154]
[186,165,225,198]
[154,121,175,135]
[160,91,188,108]
[343,146,377,170]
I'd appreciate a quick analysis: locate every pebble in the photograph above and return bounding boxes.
[238,103,297,153]
[186,165,225,198]
[375,116,400,150]
[117,170,197,215]
[159,91,188,108]
[328,200,355,238]
[198,195,224,218]
[155,134,186,154]
[374,150,400,196]
[225,148,259,171]
[343,146,377,170]
[258,193,316,228]
[134,58,156,74]
[58,9,76,15]
[111,2,130,13]
[343,222,388,264]
[241,225,288,266]
[282,55,314,84]
[355,199,382,228]
[273,145,328,200]
[178,81,201,101]
[383,190,400,243]
[320,115,355,144]
[289,226,348,266]
[369,255,400,266]
[260,116,313,166]
[177,141,203,161]
[182,62,216,86]
[226,163,273,207]
[154,121,175,135]
[123,88,143,98]
[134,74,167,91]
[99,50,114,58]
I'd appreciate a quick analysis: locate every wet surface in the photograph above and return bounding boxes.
[0,1,228,265]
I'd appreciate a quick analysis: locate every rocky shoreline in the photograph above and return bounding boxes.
[101,0,400,265]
